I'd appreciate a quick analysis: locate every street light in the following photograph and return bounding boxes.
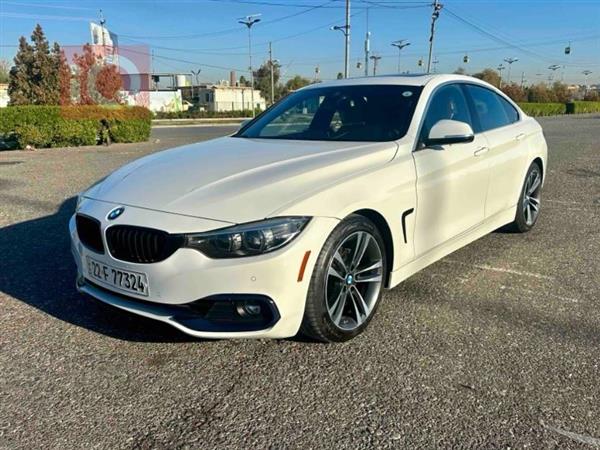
[503,57,519,84]
[391,40,411,73]
[331,23,351,78]
[582,70,592,95]
[497,64,505,87]
[548,64,561,84]
[369,54,382,76]
[238,14,261,117]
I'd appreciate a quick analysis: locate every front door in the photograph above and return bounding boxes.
[412,83,490,256]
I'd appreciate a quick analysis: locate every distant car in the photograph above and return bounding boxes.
[70,74,547,342]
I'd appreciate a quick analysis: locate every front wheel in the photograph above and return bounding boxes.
[300,215,386,343]
[510,161,543,233]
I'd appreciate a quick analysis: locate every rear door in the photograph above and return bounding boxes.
[463,84,529,217]
[412,83,491,256]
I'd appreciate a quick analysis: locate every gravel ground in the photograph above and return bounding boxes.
[1,117,599,449]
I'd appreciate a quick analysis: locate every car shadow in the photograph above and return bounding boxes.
[0,197,194,343]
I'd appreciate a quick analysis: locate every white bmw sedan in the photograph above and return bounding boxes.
[70,74,547,342]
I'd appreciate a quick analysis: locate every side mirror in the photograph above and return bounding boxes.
[425,119,475,146]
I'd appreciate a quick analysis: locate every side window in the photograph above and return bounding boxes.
[465,85,511,132]
[421,84,472,141]
[499,96,519,124]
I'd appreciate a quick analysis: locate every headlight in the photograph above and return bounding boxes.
[184,216,311,258]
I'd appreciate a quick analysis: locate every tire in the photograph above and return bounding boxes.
[509,161,543,233]
[300,214,387,343]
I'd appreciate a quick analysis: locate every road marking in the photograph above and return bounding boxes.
[442,260,555,280]
[541,421,600,447]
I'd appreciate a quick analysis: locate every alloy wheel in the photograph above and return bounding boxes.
[325,231,384,331]
[523,167,542,226]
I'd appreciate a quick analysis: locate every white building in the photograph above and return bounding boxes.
[195,83,267,112]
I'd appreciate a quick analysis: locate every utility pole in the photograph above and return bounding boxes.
[344,0,351,78]
[427,0,443,73]
[364,8,370,76]
[239,14,261,117]
[520,71,526,88]
[391,40,410,73]
[331,1,351,78]
[370,55,381,76]
[504,57,518,84]
[269,42,275,105]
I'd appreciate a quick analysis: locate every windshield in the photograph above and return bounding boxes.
[235,84,422,142]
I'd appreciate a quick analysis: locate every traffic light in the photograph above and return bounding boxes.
[417,59,423,67]
[565,44,571,55]
[463,55,470,64]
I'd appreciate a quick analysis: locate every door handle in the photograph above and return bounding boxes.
[515,133,526,141]
[474,146,489,157]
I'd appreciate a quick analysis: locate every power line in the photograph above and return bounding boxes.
[116,0,335,40]
[443,7,597,68]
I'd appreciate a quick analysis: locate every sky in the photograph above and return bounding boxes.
[1,0,599,85]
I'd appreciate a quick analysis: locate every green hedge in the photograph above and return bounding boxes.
[570,101,600,114]
[0,105,152,149]
[517,102,566,117]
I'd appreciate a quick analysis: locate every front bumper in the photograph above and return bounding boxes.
[70,198,338,339]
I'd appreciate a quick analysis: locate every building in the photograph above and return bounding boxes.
[192,82,267,112]
[0,83,9,108]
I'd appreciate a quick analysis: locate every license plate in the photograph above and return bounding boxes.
[86,257,149,296]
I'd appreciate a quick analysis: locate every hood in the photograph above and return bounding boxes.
[85,136,397,223]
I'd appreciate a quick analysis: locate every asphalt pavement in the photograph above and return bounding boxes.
[1,117,599,449]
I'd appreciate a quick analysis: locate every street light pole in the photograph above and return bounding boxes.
[391,40,410,73]
[344,0,351,79]
[269,42,275,105]
[427,0,443,73]
[497,64,505,87]
[331,13,351,78]
[504,57,518,84]
[239,14,261,117]
[370,55,381,76]
[582,70,592,96]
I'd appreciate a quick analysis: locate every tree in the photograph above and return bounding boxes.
[0,59,10,84]
[8,37,34,105]
[501,83,527,102]
[73,44,98,105]
[473,68,501,88]
[253,61,282,103]
[95,64,122,103]
[58,50,72,105]
[238,75,250,87]
[584,90,599,101]
[284,75,311,94]
[527,83,555,103]
[453,67,467,75]
[8,24,61,105]
[551,81,570,103]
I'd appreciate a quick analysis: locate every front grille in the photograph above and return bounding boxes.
[106,225,184,264]
[76,214,104,253]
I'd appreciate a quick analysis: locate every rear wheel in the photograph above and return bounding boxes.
[300,215,386,342]
[510,161,542,233]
